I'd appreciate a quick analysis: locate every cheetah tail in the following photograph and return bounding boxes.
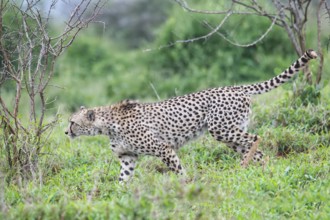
[242,49,318,95]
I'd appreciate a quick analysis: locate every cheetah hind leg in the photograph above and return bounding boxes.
[208,126,264,167]
[241,138,261,168]
[226,142,265,167]
[118,154,138,183]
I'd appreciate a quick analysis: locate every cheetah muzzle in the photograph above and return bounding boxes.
[65,50,317,182]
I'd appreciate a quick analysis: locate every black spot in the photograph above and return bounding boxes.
[289,67,293,74]
[301,57,308,63]
[294,61,300,68]
[124,170,130,175]
[258,84,264,90]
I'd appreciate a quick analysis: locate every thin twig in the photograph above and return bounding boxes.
[0,97,29,134]
[150,83,161,101]
[203,14,278,47]
[143,10,233,52]
[174,0,262,15]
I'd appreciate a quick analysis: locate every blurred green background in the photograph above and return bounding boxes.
[37,0,329,114]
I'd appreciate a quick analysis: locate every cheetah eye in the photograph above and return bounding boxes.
[70,121,82,127]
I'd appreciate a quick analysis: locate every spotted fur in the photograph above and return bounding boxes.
[65,50,317,182]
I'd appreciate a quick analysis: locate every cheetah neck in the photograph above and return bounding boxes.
[91,107,118,136]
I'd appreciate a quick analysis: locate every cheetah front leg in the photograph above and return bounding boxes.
[154,145,186,176]
[118,154,138,183]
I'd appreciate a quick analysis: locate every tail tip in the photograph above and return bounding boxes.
[306,49,318,59]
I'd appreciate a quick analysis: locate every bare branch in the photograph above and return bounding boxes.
[303,0,312,25]
[13,80,23,133]
[204,14,278,48]
[144,10,233,51]
[162,0,281,50]
[316,0,325,84]
[325,1,330,51]
[233,0,280,22]
[174,0,233,14]
[0,97,29,134]
[325,1,330,18]
[0,4,19,83]
[1,110,16,136]
[273,0,302,55]
[175,0,277,16]
[53,0,105,54]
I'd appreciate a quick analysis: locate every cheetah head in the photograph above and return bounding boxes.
[65,106,101,138]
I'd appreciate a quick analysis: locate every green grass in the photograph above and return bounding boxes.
[2,90,330,220]
[3,136,330,219]
[2,137,330,219]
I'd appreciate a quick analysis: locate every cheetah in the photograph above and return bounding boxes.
[65,50,317,182]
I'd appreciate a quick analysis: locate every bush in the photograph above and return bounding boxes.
[253,94,330,135]
[252,90,330,155]
[260,127,330,156]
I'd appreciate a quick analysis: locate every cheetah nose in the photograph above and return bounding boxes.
[65,131,68,135]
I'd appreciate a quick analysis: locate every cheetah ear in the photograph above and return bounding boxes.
[86,110,95,121]
[80,106,86,110]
